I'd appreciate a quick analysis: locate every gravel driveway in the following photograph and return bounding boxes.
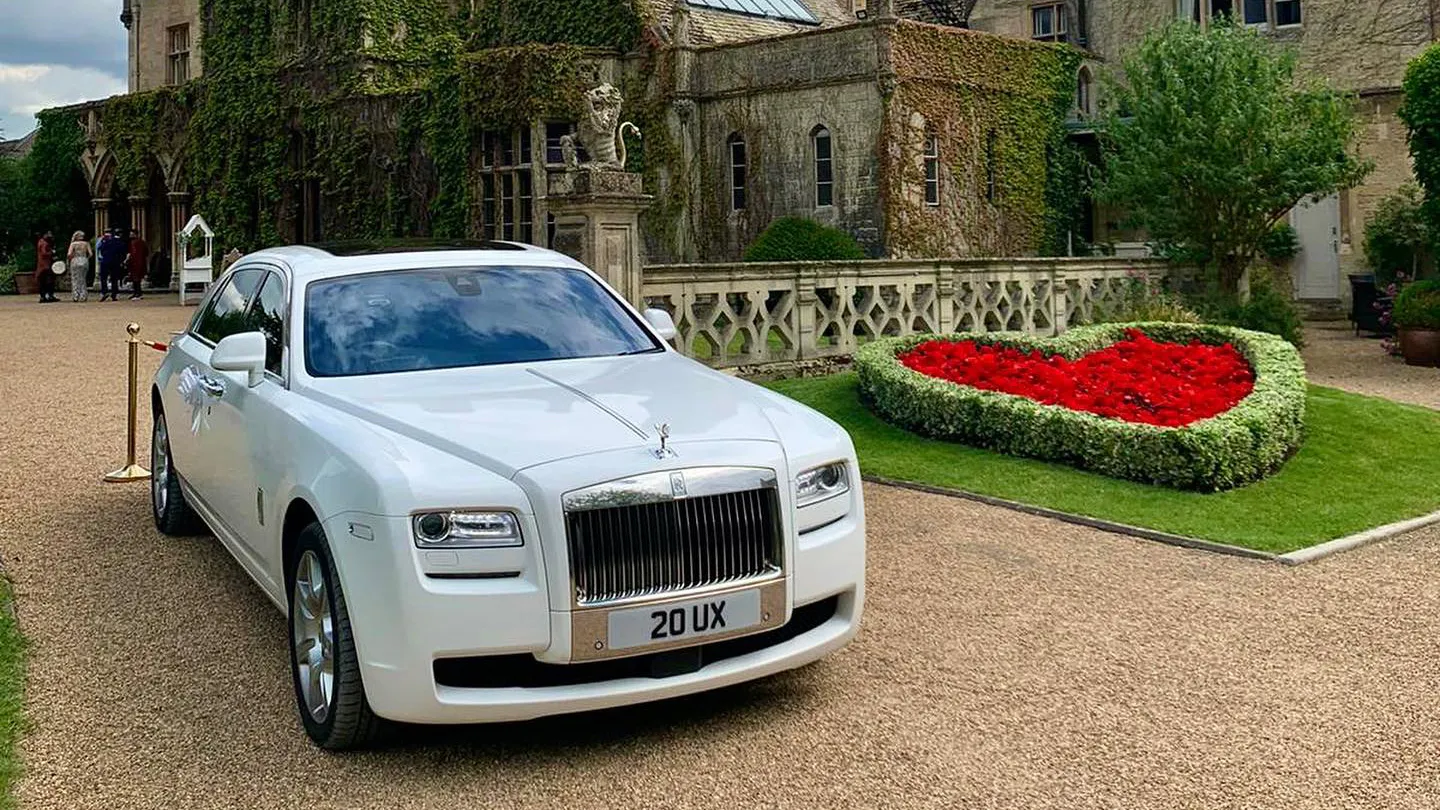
[4,297,1440,809]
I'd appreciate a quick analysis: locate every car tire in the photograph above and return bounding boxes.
[288,521,384,750]
[151,409,206,536]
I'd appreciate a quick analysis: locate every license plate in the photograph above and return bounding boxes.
[606,588,762,651]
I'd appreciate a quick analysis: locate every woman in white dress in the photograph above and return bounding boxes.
[66,231,91,302]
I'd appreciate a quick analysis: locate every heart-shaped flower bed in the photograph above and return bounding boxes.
[856,323,1307,491]
[897,329,1255,428]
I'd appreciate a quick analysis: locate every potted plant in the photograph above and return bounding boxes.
[1392,279,1440,366]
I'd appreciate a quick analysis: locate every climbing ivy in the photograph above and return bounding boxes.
[883,23,1082,257]
[470,0,645,51]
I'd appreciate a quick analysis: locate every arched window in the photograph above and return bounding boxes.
[923,132,940,207]
[727,133,747,212]
[812,125,834,207]
[1076,67,1093,117]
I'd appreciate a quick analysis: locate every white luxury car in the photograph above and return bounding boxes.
[149,240,866,749]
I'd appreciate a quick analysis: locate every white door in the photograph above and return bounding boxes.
[1291,194,1341,299]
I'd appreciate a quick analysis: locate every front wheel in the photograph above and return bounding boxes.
[289,522,383,750]
[151,410,206,536]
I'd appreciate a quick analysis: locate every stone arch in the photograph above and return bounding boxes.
[88,150,117,199]
[1076,65,1094,118]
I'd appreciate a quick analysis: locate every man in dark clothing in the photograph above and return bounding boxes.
[98,228,129,301]
[35,232,57,303]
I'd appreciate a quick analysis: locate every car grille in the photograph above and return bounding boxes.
[565,487,783,606]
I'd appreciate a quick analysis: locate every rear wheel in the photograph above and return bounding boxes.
[289,522,383,750]
[151,410,205,536]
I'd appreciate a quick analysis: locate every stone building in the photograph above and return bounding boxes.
[49,0,1078,269]
[966,0,1438,302]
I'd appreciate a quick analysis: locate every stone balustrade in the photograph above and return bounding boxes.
[641,257,1178,368]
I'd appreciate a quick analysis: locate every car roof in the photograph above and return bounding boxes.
[241,241,588,281]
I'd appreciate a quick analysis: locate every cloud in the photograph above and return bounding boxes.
[0,0,127,75]
[0,63,126,139]
[0,0,127,137]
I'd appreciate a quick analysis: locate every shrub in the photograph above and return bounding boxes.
[743,217,865,263]
[1393,279,1440,329]
[1259,223,1299,263]
[856,323,1307,491]
[0,263,14,295]
[1192,270,1306,347]
[1363,184,1432,284]
[1090,275,1202,325]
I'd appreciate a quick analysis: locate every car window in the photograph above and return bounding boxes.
[304,265,662,377]
[246,272,287,376]
[195,268,265,345]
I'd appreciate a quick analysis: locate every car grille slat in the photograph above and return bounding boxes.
[566,487,782,606]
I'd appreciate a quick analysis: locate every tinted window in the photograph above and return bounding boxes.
[304,266,661,377]
[195,268,265,344]
[247,272,287,376]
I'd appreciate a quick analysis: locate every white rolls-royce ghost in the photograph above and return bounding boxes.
[149,241,866,749]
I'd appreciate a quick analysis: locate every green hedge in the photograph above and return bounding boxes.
[1393,279,1440,329]
[855,323,1307,491]
[743,217,866,262]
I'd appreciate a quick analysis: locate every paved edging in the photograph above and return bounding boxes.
[863,475,1278,562]
[865,476,1440,565]
[1276,510,1440,566]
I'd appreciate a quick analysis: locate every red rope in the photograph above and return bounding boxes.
[145,341,168,352]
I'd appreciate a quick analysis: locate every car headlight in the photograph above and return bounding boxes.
[795,462,849,508]
[411,511,522,549]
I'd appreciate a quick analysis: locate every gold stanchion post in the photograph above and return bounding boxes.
[104,322,153,483]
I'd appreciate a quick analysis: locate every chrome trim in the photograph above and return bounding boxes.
[562,466,778,512]
[527,369,649,440]
[574,568,784,610]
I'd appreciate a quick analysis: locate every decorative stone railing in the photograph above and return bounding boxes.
[641,257,1177,368]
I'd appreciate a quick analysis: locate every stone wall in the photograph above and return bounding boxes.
[682,24,887,262]
[643,255,1175,367]
[1342,91,1414,274]
[130,0,202,92]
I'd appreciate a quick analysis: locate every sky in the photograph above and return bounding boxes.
[0,0,127,140]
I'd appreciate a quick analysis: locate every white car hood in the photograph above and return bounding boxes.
[305,352,779,478]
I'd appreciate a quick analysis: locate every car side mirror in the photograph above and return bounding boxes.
[643,308,678,341]
[211,331,268,388]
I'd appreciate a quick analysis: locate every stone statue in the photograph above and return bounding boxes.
[573,83,641,172]
[560,134,580,173]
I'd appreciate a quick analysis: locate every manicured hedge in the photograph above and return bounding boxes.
[855,323,1307,491]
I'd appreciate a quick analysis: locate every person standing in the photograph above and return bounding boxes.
[98,228,128,301]
[66,231,92,301]
[126,230,149,300]
[35,231,57,303]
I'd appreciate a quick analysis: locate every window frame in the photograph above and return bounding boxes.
[812,125,834,208]
[1030,2,1068,42]
[166,23,191,85]
[728,133,748,213]
[477,128,536,244]
[1273,0,1302,27]
[923,133,940,208]
[190,267,267,347]
[245,269,290,383]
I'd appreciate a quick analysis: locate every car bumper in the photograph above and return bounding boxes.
[322,506,865,725]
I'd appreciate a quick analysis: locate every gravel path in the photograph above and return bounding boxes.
[1303,322,1440,409]
[5,297,1440,809]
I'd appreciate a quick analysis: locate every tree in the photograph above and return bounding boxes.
[1401,43,1440,229]
[1098,20,1371,296]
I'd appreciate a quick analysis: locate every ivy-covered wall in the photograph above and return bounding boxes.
[883,22,1081,257]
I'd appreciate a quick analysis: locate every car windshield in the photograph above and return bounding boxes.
[304,265,662,377]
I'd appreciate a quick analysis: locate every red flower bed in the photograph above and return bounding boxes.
[897,328,1255,427]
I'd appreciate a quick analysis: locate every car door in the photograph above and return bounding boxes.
[204,268,290,584]
[161,266,267,528]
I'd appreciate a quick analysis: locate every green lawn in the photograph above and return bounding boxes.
[0,578,21,809]
[769,374,1440,553]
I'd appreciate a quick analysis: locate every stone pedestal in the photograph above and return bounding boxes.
[546,170,653,307]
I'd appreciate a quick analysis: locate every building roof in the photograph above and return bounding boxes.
[647,0,853,45]
[0,129,37,160]
[645,0,970,46]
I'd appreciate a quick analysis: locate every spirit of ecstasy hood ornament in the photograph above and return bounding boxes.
[652,423,677,459]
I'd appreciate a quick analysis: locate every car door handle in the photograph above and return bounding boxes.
[198,375,226,398]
